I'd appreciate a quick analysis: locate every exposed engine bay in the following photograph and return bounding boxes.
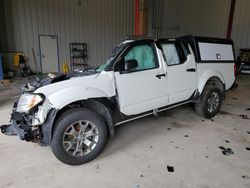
[22,69,98,92]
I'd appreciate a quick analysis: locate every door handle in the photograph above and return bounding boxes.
[186,68,196,72]
[156,73,166,79]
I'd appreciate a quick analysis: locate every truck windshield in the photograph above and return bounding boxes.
[96,40,132,72]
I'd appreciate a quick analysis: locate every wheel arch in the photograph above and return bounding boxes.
[42,97,116,146]
[198,70,226,94]
[197,76,226,103]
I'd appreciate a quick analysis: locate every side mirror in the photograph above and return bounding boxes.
[122,59,138,73]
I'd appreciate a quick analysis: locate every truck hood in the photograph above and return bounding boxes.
[33,71,116,109]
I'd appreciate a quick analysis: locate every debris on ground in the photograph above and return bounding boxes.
[239,114,249,119]
[211,119,214,122]
[175,146,179,149]
[150,146,153,149]
[242,175,249,179]
[247,131,250,134]
[167,128,171,130]
[167,166,174,172]
[232,97,238,100]
[0,80,11,86]
[148,165,151,168]
[184,135,189,137]
[140,174,144,178]
[202,119,205,122]
[225,140,230,143]
[233,128,238,131]
[205,155,209,158]
[246,108,250,111]
[220,111,250,120]
[218,146,234,156]
[246,147,250,151]
[95,164,100,170]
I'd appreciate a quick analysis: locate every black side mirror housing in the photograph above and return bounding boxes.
[121,59,138,73]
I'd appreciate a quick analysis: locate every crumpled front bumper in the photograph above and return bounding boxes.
[0,122,26,139]
[0,109,58,146]
[0,111,36,142]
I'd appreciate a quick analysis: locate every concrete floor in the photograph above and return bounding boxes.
[0,75,250,188]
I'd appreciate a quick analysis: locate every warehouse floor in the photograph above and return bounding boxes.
[0,75,250,188]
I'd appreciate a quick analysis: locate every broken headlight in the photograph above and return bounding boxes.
[16,93,44,113]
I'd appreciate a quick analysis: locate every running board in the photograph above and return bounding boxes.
[115,100,192,126]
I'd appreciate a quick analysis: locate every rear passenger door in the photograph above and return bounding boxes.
[160,41,197,104]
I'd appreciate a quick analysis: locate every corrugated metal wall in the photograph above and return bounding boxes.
[1,0,250,70]
[150,0,231,38]
[1,0,134,71]
[151,0,250,52]
[231,0,250,52]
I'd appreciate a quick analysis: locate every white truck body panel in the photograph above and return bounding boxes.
[197,63,235,92]
[166,49,197,105]
[114,68,168,115]
[114,47,169,115]
[35,71,116,109]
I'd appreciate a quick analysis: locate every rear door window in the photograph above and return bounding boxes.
[161,42,187,66]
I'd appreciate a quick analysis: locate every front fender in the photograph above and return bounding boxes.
[47,86,111,109]
[198,70,225,93]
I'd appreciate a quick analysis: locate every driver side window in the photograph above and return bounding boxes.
[124,44,157,71]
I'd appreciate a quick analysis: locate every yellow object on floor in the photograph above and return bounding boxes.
[62,62,69,74]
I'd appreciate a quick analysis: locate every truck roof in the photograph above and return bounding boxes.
[124,35,233,44]
[118,35,235,63]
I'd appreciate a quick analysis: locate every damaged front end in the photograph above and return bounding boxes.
[0,71,101,146]
[0,84,57,146]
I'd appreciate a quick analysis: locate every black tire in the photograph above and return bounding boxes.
[51,108,108,165]
[195,86,223,118]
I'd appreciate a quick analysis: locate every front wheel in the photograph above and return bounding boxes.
[195,87,223,118]
[51,108,108,165]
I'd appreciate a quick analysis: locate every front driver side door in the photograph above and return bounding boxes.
[114,42,168,115]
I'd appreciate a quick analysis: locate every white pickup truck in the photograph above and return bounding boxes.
[1,36,236,165]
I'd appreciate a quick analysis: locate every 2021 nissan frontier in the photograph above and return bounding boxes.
[0,36,236,165]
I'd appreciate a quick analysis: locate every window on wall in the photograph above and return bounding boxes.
[124,44,158,71]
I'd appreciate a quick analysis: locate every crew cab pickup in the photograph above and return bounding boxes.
[0,36,236,165]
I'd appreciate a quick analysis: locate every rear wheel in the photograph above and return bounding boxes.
[51,108,108,165]
[195,86,223,118]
